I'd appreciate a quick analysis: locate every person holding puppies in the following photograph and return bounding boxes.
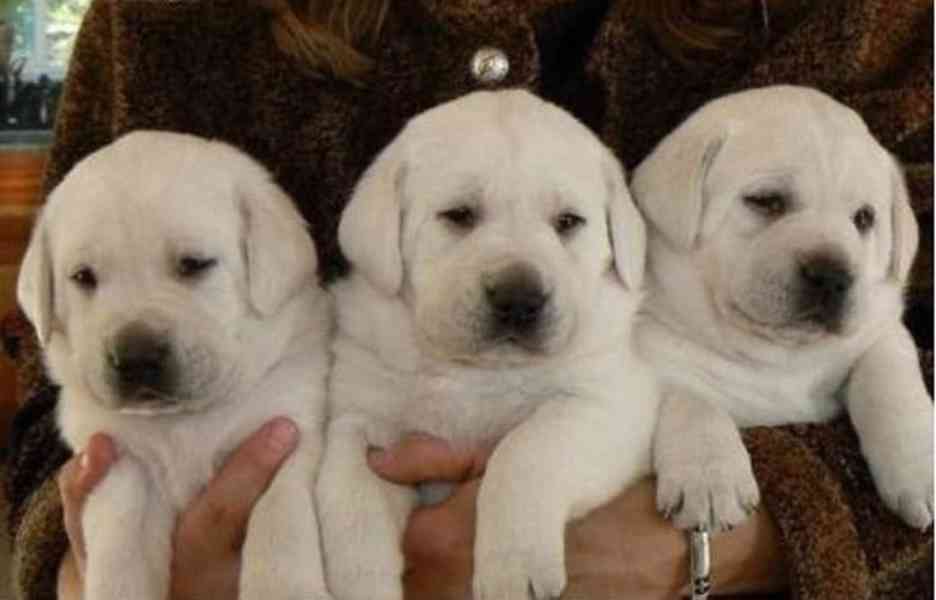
[3,1,931,599]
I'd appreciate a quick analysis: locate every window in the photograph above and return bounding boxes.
[2,0,90,136]
[7,0,89,79]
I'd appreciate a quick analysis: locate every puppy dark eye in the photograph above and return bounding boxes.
[178,256,218,278]
[70,266,97,291]
[853,205,875,234]
[438,206,478,230]
[743,192,789,218]
[554,212,586,236]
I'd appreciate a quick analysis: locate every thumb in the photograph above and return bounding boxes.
[182,417,298,550]
[368,433,492,484]
[58,432,118,575]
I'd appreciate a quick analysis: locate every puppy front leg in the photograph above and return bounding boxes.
[846,323,934,529]
[473,400,653,600]
[654,388,759,531]
[240,433,332,600]
[316,416,417,600]
[83,456,174,600]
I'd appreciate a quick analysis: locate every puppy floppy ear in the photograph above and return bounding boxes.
[338,144,407,296]
[240,173,318,317]
[631,118,725,251]
[887,156,919,283]
[604,157,646,290]
[17,210,54,345]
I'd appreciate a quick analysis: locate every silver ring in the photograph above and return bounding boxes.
[689,525,711,600]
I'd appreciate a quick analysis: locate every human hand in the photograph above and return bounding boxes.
[564,478,788,599]
[57,433,117,600]
[370,435,788,600]
[56,417,299,600]
[367,434,489,600]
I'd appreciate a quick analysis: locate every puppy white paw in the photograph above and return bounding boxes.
[473,543,566,600]
[874,449,934,530]
[657,450,760,531]
[241,570,334,600]
[328,571,402,600]
[241,590,333,600]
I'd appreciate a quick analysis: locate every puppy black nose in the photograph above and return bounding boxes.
[485,265,548,332]
[108,326,171,390]
[799,257,853,297]
[798,254,853,329]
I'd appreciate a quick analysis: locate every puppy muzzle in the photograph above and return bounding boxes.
[105,322,180,408]
[482,263,553,347]
[796,253,854,332]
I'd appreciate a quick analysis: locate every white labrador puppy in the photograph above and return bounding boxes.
[317,89,657,600]
[632,85,933,531]
[17,131,333,600]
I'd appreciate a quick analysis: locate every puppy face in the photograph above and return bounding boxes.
[18,131,316,414]
[633,86,916,346]
[340,90,646,366]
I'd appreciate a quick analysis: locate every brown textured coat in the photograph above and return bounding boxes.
[2,1,932,599]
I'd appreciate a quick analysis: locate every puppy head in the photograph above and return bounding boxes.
[17,130,317,413]
[632,85,917,346]
[339,90,645,365]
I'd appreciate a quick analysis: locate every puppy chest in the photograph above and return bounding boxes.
[419,379,549,446]
[346,370,559,449]
[673,361,847,426]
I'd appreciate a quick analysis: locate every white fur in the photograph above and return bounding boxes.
[318,90,658,600]
[17,131,333,600]
[632,85,933,531]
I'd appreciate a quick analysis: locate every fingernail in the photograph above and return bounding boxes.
[78,451,89,472]
[266,418,298,454]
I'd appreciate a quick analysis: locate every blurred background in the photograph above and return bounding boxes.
[0,1,90,596]
[2,0,89,136]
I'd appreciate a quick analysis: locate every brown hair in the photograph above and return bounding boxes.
[257,0,391,83]
[259,0,771,82]
[636,0,771,65]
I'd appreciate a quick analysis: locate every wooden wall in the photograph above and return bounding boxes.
[0,150,45,443]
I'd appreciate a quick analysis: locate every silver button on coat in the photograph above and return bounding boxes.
[470,47,510,84]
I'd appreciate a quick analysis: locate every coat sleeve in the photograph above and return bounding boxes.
[736,3,933,598]
[3,1,118,598]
